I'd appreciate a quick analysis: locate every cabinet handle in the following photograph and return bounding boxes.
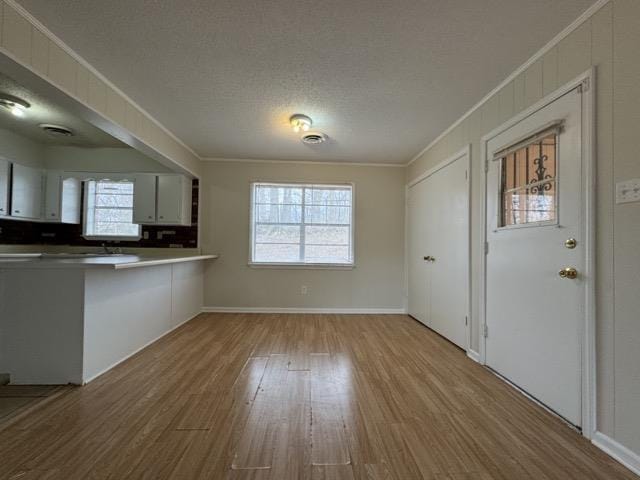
[159,216,164,219]
[14,210,20,214]
[0,208,4,211]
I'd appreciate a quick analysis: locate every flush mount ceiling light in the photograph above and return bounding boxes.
[301,132,327,145]
[39,124,75,137]
[0,94,30,117]
[289,114,312,133]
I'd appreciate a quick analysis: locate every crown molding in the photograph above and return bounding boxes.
[202,157,406,167]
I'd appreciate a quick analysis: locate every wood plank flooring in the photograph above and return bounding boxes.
[0,313,635,479]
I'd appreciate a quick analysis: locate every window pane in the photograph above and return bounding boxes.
[255,186,302,204]
[305,206,350,224]
[96,182,133,195]
[95,208,134,224]
[255,225,300,244]
[305,226,350,245]
[254,243,300,263]
[305,245,351,264]
[305,187,351,206]
[96,194,133,208]
[256,204,302,223]
[500,132,557,227]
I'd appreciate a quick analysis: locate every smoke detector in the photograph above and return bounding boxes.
[301,132,327,145]
[39,124,74,137]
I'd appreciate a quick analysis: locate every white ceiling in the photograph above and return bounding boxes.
[17,0,596,164]
[0,72,125,148]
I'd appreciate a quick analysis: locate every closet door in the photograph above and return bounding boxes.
[407,150,470,350]
[427,156,469,349]
[407,179,431,324]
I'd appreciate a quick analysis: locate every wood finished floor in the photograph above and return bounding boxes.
[0,313,635,480]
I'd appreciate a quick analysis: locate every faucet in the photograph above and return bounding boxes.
[101,243,122,255]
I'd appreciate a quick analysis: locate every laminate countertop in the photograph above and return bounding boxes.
[0,254,218,270]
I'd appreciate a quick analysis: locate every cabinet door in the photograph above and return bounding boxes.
[44,172,62,221]
[0,159,9,217]
[133,174,157,224]
[11,164,43,220]
[156,175,182,224]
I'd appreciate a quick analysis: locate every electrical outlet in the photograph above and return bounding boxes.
[616,178,640,204]
[301,285,308,295]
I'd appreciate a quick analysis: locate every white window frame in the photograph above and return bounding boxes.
[248,181,355,269]
[82,179,141,241]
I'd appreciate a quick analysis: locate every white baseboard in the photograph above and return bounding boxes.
[466,349,481,363]
[592,431,640,476]
[202,306,407,314]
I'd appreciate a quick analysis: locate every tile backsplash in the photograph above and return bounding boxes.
[0,180,199,249]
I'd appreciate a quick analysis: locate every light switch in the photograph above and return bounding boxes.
[616,179,640,204]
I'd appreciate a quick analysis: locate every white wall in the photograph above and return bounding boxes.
[0,127,44,168]
[406,0,640,463]
[44,145,171,173]
[200,161,405,311]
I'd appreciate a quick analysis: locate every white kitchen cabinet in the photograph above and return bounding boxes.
[157,174,192,226]
[132,174,157,224]
[133,174,192,226]
[0,158,9,217]
[11,163,43,220]
[44,172,81,224]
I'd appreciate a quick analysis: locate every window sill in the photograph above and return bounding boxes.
[248,262,355,270]
[82,235,142,242]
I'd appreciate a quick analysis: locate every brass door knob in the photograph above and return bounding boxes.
[558,267,578,279]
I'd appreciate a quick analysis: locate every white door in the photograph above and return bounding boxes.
[407,178,430,324]
[428,157,469,349]
[11,163,43,220]
[133,174,157,224]
[0,158,9,216]
[408,151,469,349]
[157,175,183,224]
[485,89,583,426]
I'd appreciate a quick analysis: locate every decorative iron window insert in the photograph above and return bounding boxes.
[83,180,141,239]
[250,182,354,265]
[496,124,560,227]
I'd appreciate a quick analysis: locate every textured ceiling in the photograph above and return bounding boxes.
[0,72,125,148]
[17,0,595,164]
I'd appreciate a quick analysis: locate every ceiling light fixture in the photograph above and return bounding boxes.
[290,114,312,133]
[0,94,30,118]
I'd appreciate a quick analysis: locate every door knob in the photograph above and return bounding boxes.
[558,267,578,279]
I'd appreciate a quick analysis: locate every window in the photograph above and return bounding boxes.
[250,182,354,266]
[498,127,559,227]
[83,180,141,239]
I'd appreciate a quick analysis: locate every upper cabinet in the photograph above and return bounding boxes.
[133,174,192,226]
[0,159,9,217]
[133,174,157,224]
[157,175,192,225]
[44,172,81,224]
[11,164,43,220]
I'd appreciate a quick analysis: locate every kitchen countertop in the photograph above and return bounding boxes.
[0,254,218,269]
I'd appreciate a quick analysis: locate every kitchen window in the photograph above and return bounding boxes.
[250,182,354,267]
[83,180,141,240]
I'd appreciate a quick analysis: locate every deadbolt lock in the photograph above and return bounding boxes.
[558,267,578,279]
[565,238,577,249]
